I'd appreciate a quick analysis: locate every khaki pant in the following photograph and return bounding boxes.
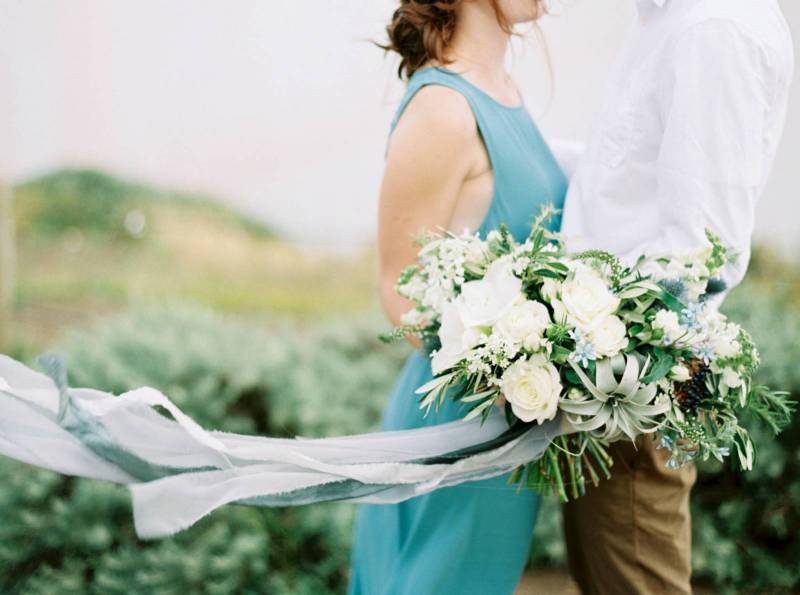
[562,434,696,595]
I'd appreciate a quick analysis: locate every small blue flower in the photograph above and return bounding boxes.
[694,343,716,365]
[658,435,675,451]
[568,328,586,343]
[715,447,731,458]
[681,302,706,331]
[570,339,597,368]
[666,457,683,470]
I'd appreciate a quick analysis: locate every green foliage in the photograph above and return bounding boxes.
[571,249,625,288]
[704,228,730,274]
[378,324,418,345]
[487,222,514,256]
[639,347,675,384]
[1,272,799,592]
[690,285,800,592]
[518,435,612,503]
[748,384,795,435]
[0,303,408,593]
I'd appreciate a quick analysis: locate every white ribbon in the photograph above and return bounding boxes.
[0,354,566,539]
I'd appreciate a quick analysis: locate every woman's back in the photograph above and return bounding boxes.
[389,66,566,243]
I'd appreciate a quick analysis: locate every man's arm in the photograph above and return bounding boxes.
[633,19,778,297]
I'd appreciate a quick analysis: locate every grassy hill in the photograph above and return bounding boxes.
[9,169,378,351]
[14,169,276,241]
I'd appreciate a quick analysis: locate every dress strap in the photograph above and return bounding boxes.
[387,67,502,163]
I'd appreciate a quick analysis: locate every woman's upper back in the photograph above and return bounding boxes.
[390,66,567,241]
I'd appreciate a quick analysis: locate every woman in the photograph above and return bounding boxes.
[348,1,568,593]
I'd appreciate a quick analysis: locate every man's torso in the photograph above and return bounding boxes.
[561,0,793,287]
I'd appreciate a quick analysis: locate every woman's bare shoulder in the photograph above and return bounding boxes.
[391,84,477,148]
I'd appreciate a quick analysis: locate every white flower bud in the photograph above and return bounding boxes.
[669,364,692,383]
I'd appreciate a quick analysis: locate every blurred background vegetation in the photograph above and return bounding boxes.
[0,169,798,594]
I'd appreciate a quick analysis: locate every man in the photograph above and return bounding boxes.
[558,0,794,593]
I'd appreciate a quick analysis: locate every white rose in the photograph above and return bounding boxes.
[540,278,561,303]
[721,367,743,388]
[652,310,684,344]
[713,337,742,359]
[553,269,620,330]
[432,300,486,374]
[494,299,552,352]
[501,354,562,424]
[669,364,692,383]
[588,315,628,357]
[456,257,521,327]
[711,324,742,358]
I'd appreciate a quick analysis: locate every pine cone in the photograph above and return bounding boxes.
[674,358,712,412]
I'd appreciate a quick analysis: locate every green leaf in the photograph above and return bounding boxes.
[641,350,675,384]
[628,324,644,336]
[550,345,572,364]
[533,269,561,279]
[659,289,686,313]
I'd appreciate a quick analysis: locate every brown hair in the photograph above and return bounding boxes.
[380,1,511,80]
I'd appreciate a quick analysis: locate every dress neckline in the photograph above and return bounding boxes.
[419,66,526,111]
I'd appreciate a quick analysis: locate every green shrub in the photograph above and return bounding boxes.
[1,280,798,593]
[0,302,408,594]
[690,285,800,593]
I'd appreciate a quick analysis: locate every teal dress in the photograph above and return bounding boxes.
[348,67,567,595]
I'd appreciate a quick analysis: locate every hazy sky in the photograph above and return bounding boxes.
[1,0,798,255]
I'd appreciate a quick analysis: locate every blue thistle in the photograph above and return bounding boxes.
[658,278,688,301]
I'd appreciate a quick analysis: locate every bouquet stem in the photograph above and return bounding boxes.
[516,435,613,502]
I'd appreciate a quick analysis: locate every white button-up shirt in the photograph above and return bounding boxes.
[560,0,794,296]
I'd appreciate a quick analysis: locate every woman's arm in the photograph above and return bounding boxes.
[378,84,480,348]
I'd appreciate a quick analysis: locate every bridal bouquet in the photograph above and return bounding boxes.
[381,207,794,501]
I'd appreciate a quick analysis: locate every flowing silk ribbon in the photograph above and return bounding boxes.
[0,354,568,539]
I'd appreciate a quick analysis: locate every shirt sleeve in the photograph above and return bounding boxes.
[632,19,775,298]
[546,138,586,181]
